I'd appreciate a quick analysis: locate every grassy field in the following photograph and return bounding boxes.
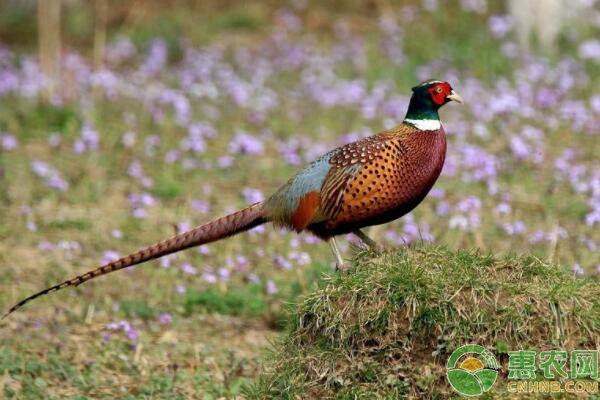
[1,1,600,398]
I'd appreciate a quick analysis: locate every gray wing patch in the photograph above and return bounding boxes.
[265,150,336,223]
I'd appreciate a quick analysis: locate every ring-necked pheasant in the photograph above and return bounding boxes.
[3,80,462,318]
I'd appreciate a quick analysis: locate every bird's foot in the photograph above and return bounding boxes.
[353,229,384,254]
[335,261,349,272]
[370,242,386,254]
[329,237,349,273]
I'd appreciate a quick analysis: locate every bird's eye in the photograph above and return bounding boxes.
[435,87,443,94]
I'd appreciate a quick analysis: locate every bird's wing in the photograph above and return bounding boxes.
[319,131,402,220]
[264,149,336,229]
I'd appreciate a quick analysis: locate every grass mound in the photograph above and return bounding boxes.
[247,246,600,399]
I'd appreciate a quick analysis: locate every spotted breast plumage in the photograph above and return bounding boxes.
[315,126,446,235]
[3,79,462,318]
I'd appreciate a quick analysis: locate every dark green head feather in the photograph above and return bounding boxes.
[405,79,447,121]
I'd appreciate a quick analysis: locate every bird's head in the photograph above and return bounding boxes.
[404,80,462,124]
[412,79,463,108]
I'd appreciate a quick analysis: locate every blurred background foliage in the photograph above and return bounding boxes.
[1,0,600,398]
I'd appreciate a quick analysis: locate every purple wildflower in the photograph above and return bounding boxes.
[181,263,197,275]
[249,225,266,235]
[488,15,513,38]
[160,254,174,269]
[106,322,120,331]
[164,149,181,164]
[303,235,320,245]
[105,320,139,343]
[38,241,55,251]
[176,221,191,233]
[436,201,450,216]
[126,327,139,342]
[159,313,172,325]
[132,208,146,219]
[247,273,260,284]
[140,39,167,76]
[501,220,526,236]
[31,160,69,192]
[47,176,69,191]
[579,40,600,62]
[235,255,248,271]
[510,136,529,159]
[198,245,210,255]
[102,251,120,264]
[590,95,600,113]
[127,160,144,179]
[422,0,438,12]
[273,255,292,270]
[460,0,486,13]
[144,135,161,156]
[494,202,512,215]
[448,216,468,231]
[265,280,278,295]
[218,268,230,281]
[101,332,112,343]
[241,187,264,204]
[229,131,264,155]
[429,188,445,199]
[217,156,234,168]
[290,251,311,266]
[1,133,18,150]
[73,123,100,154]
[202,272,217,284]
[106,37,137,64]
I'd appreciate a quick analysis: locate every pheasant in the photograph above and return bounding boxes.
[3,79,462,318]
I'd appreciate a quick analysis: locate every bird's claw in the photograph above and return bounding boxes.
[371,242,385,254]
[336,262,349,272]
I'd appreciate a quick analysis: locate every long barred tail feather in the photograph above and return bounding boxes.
[2,203,266,319]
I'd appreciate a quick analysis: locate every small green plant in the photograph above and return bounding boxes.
[184,285,267,318]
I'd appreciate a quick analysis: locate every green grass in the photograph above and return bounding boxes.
[184,286,268,318]
[247,246,600,399]
[1,1,600,398]
[1,315,274,399]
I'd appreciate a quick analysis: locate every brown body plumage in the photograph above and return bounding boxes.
[308,126,446,238]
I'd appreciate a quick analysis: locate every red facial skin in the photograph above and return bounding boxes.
[428,82,453,106]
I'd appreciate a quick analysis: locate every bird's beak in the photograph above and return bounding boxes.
[446,90,464,104]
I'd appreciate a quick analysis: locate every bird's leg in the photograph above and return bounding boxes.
[353,229,384,253]
[329,236,347,272]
